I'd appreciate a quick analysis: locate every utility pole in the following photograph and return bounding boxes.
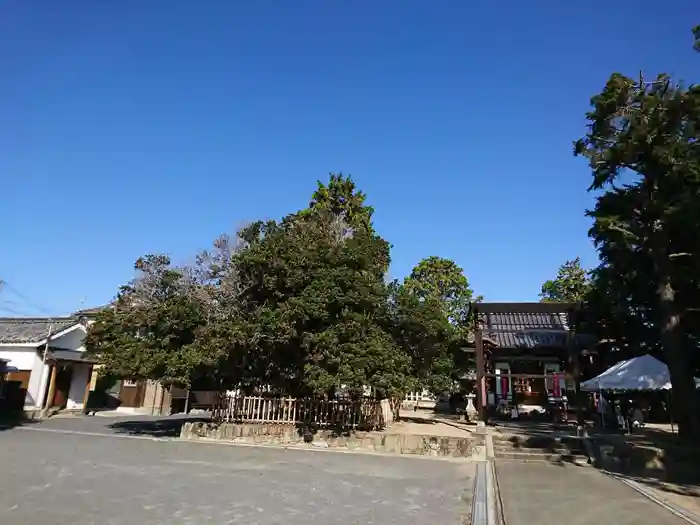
[38,323,53,413]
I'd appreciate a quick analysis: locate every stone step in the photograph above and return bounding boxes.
[495,451,590,464]
[492,434,581,442]
[493,444,584,454]
[493,441,587,458]
[493,437,584,449]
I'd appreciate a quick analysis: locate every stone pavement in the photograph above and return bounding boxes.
[393,410,474,438]
[0,422,474,524]
[495,460,689,525]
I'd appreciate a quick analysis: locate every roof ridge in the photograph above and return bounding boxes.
[0,317,76,323]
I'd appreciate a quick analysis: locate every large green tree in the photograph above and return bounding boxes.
[574,28,700,439]
[85,173,486,421]
[539,257,591,303]
[228,174,410,397]
[390,256,478,395]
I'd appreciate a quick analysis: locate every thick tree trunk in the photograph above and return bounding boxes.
[657,278,700,441]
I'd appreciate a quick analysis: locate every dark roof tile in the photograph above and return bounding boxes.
[73,305,109,317]
[47,348,98,363]
[478,310,571,349]
[0,318,78,344]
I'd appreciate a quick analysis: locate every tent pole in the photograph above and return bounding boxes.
[598,383,604,429]
[667,390,674,434]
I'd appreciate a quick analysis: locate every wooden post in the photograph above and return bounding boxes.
[42,364,59,416]
[159,384,167,416]
[566,306,585,426]
[82,366,93,410]
[151,382,158,415]
[475,327,486,422]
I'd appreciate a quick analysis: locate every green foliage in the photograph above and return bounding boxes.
[390,257,478,395]
[574,28,700,439]
[84,255,214,387]
[305,173,376,234]
[539,257,591,303]
[231,208,410,397]
[85,174,427,400]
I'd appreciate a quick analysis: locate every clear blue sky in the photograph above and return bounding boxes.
[1,2,698,316]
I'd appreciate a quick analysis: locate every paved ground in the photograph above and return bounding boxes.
[9,412,205,438]
[496,460,688,525]
[0,418,473,525]
[394,410,474,438]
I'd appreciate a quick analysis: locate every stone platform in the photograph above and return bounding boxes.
[180,421,486,459]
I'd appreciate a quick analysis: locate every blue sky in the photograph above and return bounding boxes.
[1,2,698,316]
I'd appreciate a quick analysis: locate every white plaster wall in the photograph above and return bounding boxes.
[0,346,37,370]
[66,364,91,409]
[0,346,46,406]
[51,326,87,351]
[26,354,47,407]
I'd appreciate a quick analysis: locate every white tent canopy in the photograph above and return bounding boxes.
[581,354,700,392]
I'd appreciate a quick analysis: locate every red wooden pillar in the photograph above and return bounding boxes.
[475,327,486,422]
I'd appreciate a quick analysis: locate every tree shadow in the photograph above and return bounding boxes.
[292,419,378,441]
[492,420,592,467]
[590,428,700,492]
[494,419,700,494]
[397,415,438,425]
[109,416,211,438]
[0,412,38,432]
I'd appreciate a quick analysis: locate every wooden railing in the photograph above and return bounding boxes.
[213,394,392,430]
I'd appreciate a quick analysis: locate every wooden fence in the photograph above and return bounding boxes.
[213,394,393,430]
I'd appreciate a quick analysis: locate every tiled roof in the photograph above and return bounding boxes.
[479,311,571,349]
[47,348,98,363]
[73,305,109,317]
[0,318,78,344]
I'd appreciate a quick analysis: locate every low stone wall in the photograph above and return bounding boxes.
[181,421,484,459]
[588,435,700,481]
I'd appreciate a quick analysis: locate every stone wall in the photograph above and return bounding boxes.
[180,421,484,459]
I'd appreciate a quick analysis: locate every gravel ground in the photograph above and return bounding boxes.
[0,421,473,525]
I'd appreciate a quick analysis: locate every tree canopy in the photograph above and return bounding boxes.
[85,174,478,404]
[84,255,212,387]
[389,256,478,395]
[539,257,591,303]
[573,27,700,440]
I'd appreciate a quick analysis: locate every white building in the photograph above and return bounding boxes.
[0,317,95,411]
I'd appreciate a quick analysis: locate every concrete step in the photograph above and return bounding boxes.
[493,446,586,456]
[494,450,588,464]
[495,451,590,464]
[493,437,584,449]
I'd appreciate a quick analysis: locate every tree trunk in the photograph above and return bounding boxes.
[657,278,700,441]
[389,396,401,421]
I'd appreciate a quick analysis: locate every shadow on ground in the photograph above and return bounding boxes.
[0,414,38,432]
[109,417,211,438]
[396,411,477,435]
[493,421,588,467]
[398,415,439,425]
[592,427,700,498]
[494,419,700,497]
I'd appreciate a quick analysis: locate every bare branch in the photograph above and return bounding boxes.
[605,223,638,238]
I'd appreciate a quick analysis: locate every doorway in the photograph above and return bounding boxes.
[119,379,146,408]
[52,365,73,409]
